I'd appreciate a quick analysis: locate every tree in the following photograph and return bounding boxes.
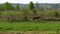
[28,2,35,10]
[4,2,14,10]
[16,4,20,10]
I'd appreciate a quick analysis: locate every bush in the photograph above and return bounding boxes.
[33,9,37,14]
[27,28,32,31]
[17,32,21,34]
[6,28,12,30]
[32,27,39,31]
[54,11,59,17]
[23,16,29,21]
[0,27,3,29]
[15,18,22,22]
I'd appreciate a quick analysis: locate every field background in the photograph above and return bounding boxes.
[0,21,60,34]
[0,11,59,34]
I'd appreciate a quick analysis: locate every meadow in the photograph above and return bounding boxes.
[0,21,60,31]
[0,11,60,31]
[0,2,60,34]
[0,21,60,34]
[0,10,59,34]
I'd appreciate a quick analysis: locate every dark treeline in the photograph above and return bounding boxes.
[0,2,35,11]
[0,2,19,11]
[0,2,38,14]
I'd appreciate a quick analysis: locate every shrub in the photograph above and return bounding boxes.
[27,28,32,31]
[6,28,12,30]
[33,9,37,14]
[32,27,39,31]
[0,27,2,29]
[54,11,59,17]
[17,32,21,34]
[23,16,29,21]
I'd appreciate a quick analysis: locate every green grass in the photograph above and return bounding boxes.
[1,11,23,16]
[1,11,59,16]
[1,11,34,16]
[0,21,60,31]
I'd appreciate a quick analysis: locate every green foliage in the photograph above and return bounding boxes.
[17,32,21,34]
[0,21,60,31]
[1,11,23,16]
[16,4,20,10]
[33,9,37,14]
[6,28,12,30]
[28,2,35,10]
[54,11,59,17]
[0,27,3,29]
[0,5,5,11]
[23,16,29,21]
[22,8,30,15]
[4,2,14,10]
